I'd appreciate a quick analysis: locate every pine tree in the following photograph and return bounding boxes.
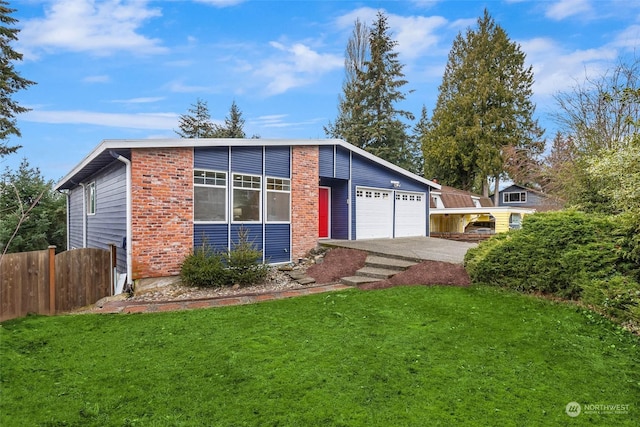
[0,1,36,156]
[326,12,418,171]
[423,9,543,197]
[175,98,216,138]
[212,101,246,138]
[359,11,415,169]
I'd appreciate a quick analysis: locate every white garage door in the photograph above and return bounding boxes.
[394,191,426,237]
[355,187,393,239]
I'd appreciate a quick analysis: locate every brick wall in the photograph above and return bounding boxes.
[291,145,319,260]
[131,148,193,279]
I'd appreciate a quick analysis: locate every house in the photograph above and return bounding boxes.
[498,184,563,211]
[429,185,534,237]
[54,138,439,291]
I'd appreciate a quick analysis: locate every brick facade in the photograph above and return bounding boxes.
[130,148,193,279]
[291,145,319,260]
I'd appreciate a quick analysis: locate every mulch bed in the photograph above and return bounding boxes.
[306,248,368,284]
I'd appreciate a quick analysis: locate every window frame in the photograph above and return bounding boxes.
[86,182,96,215]
[503,191,527,204]
[193,169,227,223]
[265,176,291,223]
[232,173,262,223]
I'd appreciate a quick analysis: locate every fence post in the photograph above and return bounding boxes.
[109,244,117,295]
[48,245,56,314]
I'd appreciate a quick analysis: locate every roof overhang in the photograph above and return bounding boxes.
[54,138,441,191]
[429,207,536,216]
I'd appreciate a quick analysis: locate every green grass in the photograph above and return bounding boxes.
[1,286,639,426]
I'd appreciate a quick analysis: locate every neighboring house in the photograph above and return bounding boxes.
[54,138,439,291]
[430,185,534,236]
[498,184,563,211]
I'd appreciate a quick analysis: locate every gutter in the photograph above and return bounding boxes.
[110,151,133,289]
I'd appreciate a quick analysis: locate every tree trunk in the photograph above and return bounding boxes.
[493,176,500,206]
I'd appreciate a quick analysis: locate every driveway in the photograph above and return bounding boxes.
[321,236,477,264]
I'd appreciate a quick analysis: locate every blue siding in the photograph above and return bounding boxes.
[319,145,334,177]
[68,187,84,249]
[351,154,427,192]
[265,146,291,178]
[265,224,291,263]
[320,177,349,240]
[85,162,127,273]
[194,224,229,252]
[194,147,228,170]
[335,146,350,180]
[231,146,263,174]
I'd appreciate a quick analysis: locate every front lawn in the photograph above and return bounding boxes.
[1,286,638,426]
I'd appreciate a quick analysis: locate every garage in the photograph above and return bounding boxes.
[355,187,393,239]
[394,191,427,237]
[355,187,426,239]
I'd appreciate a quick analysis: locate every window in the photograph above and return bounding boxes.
[233,174,261,222]
[87,182,96,215]
[266,177,290,222]
[194,170,226,222]
[503,191,527,203]
[509,213,522,229]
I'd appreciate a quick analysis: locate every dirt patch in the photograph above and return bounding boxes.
[359,260,470,290]
[306,248,368,284]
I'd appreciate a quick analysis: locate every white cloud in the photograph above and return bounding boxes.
[23,109,178,130]
[255,42,342,95]
[520,37,616,97]
[19,0,166,58]
[612,24,640,50]
[545,0,593,20]
[388,14,448,59]
[166,81,214,94]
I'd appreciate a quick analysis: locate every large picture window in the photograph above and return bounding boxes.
[194,170,226,222]
[233,174,261,222]
[266,177,290,222]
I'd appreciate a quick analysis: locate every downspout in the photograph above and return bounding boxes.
[79,183,87,247]
[110,151,133,289]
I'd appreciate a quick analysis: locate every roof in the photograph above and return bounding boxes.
[54,138,441,191]
[432,185,494,209]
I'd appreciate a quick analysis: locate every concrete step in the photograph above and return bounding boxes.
[355,266,399,279]
[341,276,380,286]
[365,255,417,271]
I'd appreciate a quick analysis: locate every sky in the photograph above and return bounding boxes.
[4,0,640,182]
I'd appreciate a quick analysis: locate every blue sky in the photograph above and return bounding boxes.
[4,0,640,181]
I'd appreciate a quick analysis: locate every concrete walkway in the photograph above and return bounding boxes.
[321,236,476,265]
[88,283,351,314]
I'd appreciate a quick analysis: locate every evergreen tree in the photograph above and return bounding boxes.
[423,9,542,197]
[324,18,369,145]
[326,12,418,171]
[0,159,66,254]
[212,100,246,138]
[175,98,215,138]
[359,11,415,170]
[0,1,36,156]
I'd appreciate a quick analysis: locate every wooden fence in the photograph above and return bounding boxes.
[0,246,115,322]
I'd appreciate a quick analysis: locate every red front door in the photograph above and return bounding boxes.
[318,187,329,238]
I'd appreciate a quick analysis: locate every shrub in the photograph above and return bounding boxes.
[227,228,269,287]
[180,228,269,288]
[581,275,640,324]
[464,211,629,299]
[180,244,230,288]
